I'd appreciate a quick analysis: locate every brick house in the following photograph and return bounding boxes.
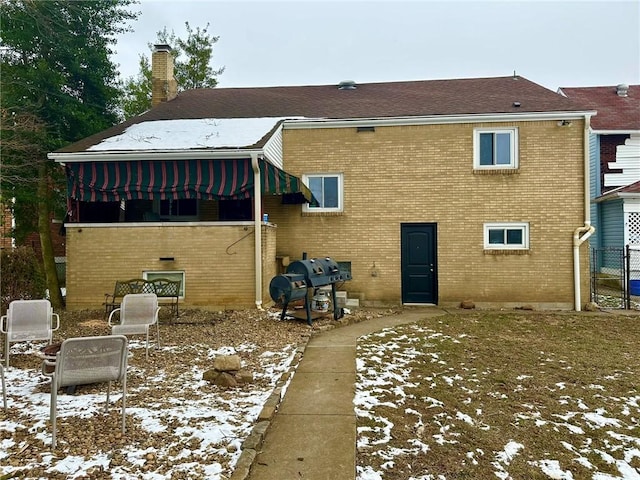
[50,47,596,311]
[1,199,67,287]
[0,202,14,251]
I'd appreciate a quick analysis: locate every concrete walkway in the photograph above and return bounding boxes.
[246,308,445,480]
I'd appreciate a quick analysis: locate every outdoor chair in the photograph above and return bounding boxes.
[1,364,6,410]
[150,278,181,320]
[1,299,60,368]
[42,335,129,449]
[108,293,160,359]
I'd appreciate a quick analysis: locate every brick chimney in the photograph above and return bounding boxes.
[151,44,178,106]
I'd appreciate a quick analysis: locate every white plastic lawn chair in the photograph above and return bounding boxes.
[1,364,6,410]
[1,299,60,367]
[108,293,160,359]
[42,335,129,449]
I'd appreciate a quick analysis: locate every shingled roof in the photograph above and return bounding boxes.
[560,84,640,131]
[595,179,640,202]
[57,75,591,153]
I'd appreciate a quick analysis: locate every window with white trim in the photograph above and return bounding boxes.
[302,173,343,212]
[143,271,185,298]
[484,223,529,250]
[474,128,518,169]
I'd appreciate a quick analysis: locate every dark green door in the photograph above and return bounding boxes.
[401,223,437,304]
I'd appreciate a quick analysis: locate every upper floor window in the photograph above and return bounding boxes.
[474,128,518,169]
[484,222,529,250]
[302,173,343,212]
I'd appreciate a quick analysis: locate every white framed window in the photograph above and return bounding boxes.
[474,128,518,169]
[143,270,185,298]
[302,173,343,212]
[484,222,529,250]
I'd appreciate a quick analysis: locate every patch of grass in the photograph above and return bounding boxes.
[356,311,640,479]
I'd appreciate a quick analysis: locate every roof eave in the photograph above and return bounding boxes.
[283,111,597,129]
[49,110,597,163]
[49,148,265,164]
[591,129,640,135]
[594,192,640,203]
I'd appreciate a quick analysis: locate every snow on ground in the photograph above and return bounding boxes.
[0,339,297,479]
[354,323,640,480]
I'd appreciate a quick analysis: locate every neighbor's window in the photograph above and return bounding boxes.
[474,128,518,169]
[484,223,529,249]
[302,173,343,212]
[143,271,185,298]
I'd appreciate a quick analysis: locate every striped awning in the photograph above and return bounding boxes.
[66,158,314,204]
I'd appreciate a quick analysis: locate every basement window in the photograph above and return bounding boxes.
[143,271,185,298]
[484,222,529,250]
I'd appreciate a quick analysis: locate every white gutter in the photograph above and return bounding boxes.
[595,192,640,202]
[251,152,264,310]
[590,129,640,135]
[284,111,597,130]
[48,149,265,163]
[573,114,596,311]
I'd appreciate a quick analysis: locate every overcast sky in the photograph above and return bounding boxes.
[112,0,640,92]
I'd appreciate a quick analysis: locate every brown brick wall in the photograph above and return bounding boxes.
[0,204,13,250]
[65,223,277,310]
[21,220,67,259]
[267,119,589,308]
[600,134,630,193]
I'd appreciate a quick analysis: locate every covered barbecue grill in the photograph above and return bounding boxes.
[269,256,352,325]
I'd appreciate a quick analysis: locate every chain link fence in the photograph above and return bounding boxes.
[590,246,640,310]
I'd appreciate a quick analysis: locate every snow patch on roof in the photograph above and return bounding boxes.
[88,118,303,151]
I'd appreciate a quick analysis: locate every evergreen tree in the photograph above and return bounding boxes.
[1,0,139,308]
[120,22,224,119]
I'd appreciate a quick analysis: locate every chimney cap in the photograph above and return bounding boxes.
[153,44,172,53]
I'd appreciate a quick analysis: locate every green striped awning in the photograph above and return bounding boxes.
[66,158,314,204]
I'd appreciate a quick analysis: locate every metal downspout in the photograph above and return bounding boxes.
[573,114,595,311]
[251,153,264,310]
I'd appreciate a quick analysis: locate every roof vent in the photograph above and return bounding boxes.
[616,84,629,97]
[338,80,357,90]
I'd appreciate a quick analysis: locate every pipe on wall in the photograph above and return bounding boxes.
[573,114,595,311]
[251,153,264,310]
